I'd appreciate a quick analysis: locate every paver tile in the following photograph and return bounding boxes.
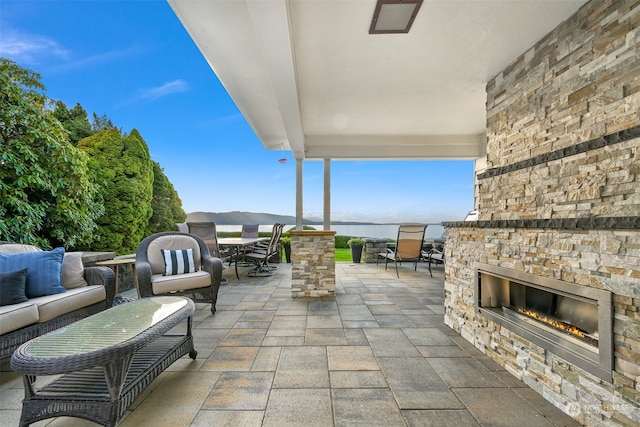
[327,346,379,371]
[402,409,481,427]
[454,388,557,426]
[203,372,273,410]
[273,346,329,388]
[263,389,332,427]
[330,371,388,388]
[332,388,405,427]
[305,328,348,345]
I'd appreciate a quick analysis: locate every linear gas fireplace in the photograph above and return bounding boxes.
[474,264,613,382]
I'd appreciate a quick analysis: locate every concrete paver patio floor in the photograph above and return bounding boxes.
[0,262,581,426]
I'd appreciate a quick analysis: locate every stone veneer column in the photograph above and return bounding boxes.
[291,231,336,297]
[363,238,387,263]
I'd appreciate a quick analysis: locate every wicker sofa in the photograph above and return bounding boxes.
[0,243,116,359]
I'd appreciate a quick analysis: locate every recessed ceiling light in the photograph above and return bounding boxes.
[369,0,423,34]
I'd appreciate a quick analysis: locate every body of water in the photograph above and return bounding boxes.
[217,223,445,241]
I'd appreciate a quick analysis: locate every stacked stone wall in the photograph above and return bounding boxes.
[444,226,640,425]
[363,238,387,263]
[291,231,336,297]
[485,0,640,173]
[445,0,640,425]
[479,137,639,220]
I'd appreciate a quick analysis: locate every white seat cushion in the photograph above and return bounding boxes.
[0,302,39,335]
[151,271,211,295]
[34,285,106,323]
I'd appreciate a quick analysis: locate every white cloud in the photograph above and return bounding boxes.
[0,27,147,73]
[0,29,68,64]
[121,80,190,105]
[47,45,146,72]
[139,80,189,100]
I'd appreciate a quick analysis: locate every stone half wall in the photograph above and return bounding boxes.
[445,1,640,426]
[290,231,336,298]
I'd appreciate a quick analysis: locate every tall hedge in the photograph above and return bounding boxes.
[52,101,93,146]
[146,161,186,235]
[0,58,103,249]
[78,128,153,254]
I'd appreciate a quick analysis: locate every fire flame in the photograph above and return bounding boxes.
[516,307,585,339]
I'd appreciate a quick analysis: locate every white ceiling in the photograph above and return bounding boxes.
[168,0,588,161]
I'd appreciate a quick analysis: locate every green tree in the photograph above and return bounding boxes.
[91,112,115,133]
[0,58,103,249]
[78,128,153,254]
[52,101,93,145]
[146,161,187,235]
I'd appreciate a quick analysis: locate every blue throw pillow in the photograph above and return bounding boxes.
[0,268,29,306]
[0,247,66,298]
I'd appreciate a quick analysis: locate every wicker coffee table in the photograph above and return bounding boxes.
[11,296,196,427]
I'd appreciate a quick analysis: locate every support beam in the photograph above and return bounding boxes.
[323,159,331,231]
[296,158,303,230]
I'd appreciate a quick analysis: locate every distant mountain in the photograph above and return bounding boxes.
[186,211,379,225]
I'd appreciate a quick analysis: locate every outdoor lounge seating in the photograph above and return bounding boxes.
[377,224,427,277]
[0,242,116,360]
[244,223,283,277]
[422,247,445,277]
[135,232,224,314]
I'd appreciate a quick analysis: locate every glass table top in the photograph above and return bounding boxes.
[23,296,189,358]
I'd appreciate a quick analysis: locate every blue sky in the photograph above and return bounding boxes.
[1,0,475,223]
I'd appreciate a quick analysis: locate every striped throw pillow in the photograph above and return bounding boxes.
[161,248,196,276]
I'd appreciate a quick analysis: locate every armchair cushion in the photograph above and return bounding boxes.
[0,247,66,298]
[161,248,196,276]
[146,235,203,275]
[151,270,211,294]
[0,268,29,306]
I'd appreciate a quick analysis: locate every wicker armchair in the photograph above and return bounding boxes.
[135,232,223,314]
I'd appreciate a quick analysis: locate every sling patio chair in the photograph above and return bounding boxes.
[422,246,445,277]
[175,222,189,233]
[184,222,231,262]
[377,224,427,277]
[241,224,259,238]
[183,222,231,283]
[244,223,284,277]
[229,224,261,267]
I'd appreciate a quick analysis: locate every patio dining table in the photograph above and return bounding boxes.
[218,237,269,278]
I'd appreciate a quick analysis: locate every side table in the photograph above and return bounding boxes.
[95,258,137,295]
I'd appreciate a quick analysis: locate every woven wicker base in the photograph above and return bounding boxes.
[18,334,195,427]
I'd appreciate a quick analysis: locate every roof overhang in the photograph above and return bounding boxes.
[167,0,587,161]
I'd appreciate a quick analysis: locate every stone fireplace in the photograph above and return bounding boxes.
[443,1,640,425]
